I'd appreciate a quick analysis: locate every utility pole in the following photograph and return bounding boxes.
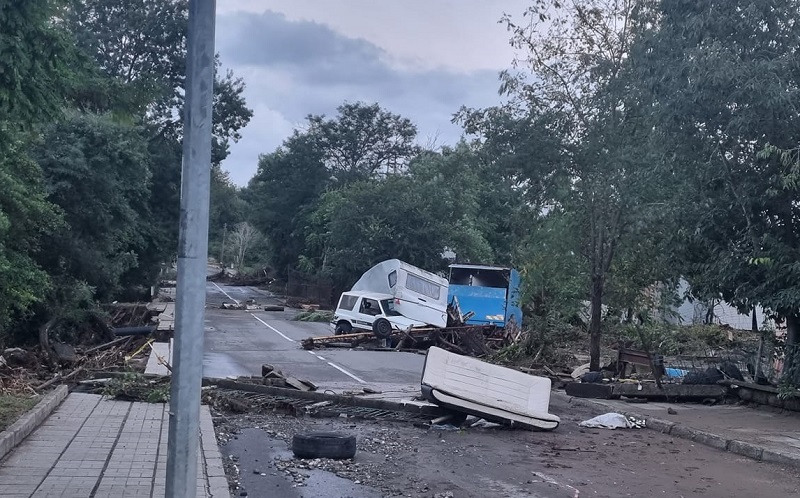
[166,1,216,497]
[220,222,227,268]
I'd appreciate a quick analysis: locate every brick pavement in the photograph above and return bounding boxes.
[0,393,229,498]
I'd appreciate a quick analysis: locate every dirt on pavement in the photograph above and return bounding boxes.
[213,395,800,498]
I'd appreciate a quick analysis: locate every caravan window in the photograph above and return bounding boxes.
[388,270,397,288]
[406,274,441,300]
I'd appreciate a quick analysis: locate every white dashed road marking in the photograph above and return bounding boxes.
[251,314,295,342]
[325,362,366,384]
[212,282,240,305]
[253,314,365,383]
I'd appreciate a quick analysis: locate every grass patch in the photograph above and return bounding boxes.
[293,310,333,322]
[0,394,39,432]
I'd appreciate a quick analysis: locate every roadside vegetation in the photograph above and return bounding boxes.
[2,1,799,389]
[0,394,39,432]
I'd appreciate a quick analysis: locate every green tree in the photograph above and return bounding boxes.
[301,175,454,288]
[245,133,328,276]
[34,113,153,301]
[65,0,253,274]
[0,0,75,341]
[0,130,61,339]
[635,1,800,356]
[463,0,669,370]
[246,102,417,277]
[307,102,419,184]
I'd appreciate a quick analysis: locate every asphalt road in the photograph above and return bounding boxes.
[203,282,425,389]
[206,282,800,497]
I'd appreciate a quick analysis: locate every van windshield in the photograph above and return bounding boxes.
[380,299,402,316]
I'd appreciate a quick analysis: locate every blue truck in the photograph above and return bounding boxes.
[446,264,523,330]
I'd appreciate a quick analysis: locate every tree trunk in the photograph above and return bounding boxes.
[784,314,800,386]
[589,275,604,371]
[38,316,59,368]
[787,314,800,346]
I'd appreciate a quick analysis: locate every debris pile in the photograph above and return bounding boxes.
[220,298,262,311]
[301,324,504,358]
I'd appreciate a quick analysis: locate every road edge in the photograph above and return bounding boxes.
[0,384,68,460]
[552,391,800,469]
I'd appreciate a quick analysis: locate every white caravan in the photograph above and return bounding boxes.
[350,259,449,328]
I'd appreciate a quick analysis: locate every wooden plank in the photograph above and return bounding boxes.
[284,376,312,391]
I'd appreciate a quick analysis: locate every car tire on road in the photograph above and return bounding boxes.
[334,322,352,335]
[291,432,357,460]
[372,318,393,339]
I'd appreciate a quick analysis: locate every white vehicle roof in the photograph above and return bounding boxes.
[351,259,448,295]
[340,290,394,301]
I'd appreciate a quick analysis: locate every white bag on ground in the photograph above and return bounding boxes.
[579,412,633,429]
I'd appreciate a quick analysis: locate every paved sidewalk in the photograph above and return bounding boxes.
[558,392,800,467]
[0,393,229,498]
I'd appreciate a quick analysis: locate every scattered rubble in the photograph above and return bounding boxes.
[220,299,262,311]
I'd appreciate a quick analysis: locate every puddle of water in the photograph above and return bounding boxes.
[223,428,383,498]
[203,352,251,379]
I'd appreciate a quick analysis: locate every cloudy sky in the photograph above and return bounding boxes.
[214,0,531,185]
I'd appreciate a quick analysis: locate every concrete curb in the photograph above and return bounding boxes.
[0,385,68,460]
[554,392,800,469]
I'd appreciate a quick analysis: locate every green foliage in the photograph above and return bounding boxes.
[302,175,454,287]
[464,0,673,369]
[102,371,170,403]
[66,0,188,115]
[293,310,334,323]
[307,102,419,185]
[33,113,153,301]
[244,133,328,277]
[0,129,60,339]
[0,0,74,124]
[246,102,417,279]
[634,0,800,345]
[0,393,39,432]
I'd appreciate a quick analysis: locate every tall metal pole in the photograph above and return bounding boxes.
[166,1,216,497]
[220,222,226,268]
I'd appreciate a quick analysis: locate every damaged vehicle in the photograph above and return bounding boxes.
[351,259,449,328]
[330,291,427,338]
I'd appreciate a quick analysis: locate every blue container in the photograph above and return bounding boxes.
[447,264,523,328]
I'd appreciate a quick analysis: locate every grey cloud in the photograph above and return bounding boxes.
[215,10,507,185]
[217,11,392,84]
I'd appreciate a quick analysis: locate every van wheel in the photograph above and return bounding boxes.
[372,318,393,339]
[334,322,352,335]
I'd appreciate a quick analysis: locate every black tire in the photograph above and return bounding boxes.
[334,322,352,335]
[292,432,356,460]
[372,318,393,339]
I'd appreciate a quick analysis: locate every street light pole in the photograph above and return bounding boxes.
[166,1,216,497]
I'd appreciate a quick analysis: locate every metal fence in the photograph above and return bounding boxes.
[661,333,800,387]
[286,268,334,308]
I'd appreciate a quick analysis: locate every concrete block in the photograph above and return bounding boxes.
[642,417,675,435]
[691,430,729,451]
[728,439,764,461]
[669,424,698,440]
[761,449,800,468]
[208,476,231,498]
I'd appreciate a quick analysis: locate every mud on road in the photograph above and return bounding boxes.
[213,396,800,498]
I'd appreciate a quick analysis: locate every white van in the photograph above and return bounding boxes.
[350,259,448,328]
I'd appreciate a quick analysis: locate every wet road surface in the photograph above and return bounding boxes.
[203,282,424,390]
